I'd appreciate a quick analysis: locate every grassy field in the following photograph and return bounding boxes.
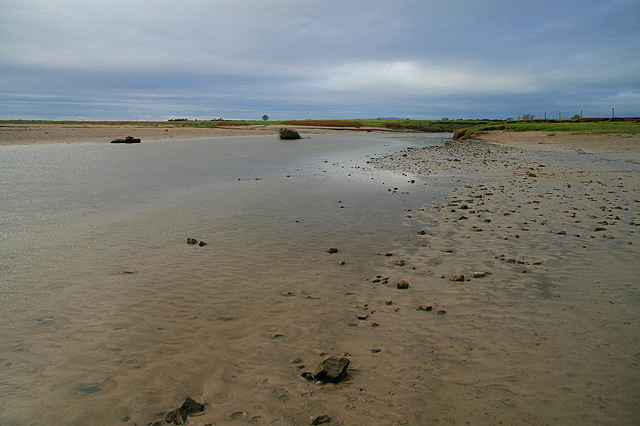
[453,119,640,139]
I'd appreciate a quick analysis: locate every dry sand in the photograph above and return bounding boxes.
[0,122,384,145]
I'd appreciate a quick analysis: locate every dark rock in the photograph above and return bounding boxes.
[312,414,331,425]
[181,397,204,415]
[313,356,350,383]
[111,136,141,144]
[301,371,315,382]
[450,274,464,282]
[437,310,447,315]
[279,128,301,140]
[187,238,198,244]
[416,305,433,311]
[198,241,207,247]
[371,348,381,353]
[396,280,409,289]
[417,230,426,235]
[165,407,187,425]
[327,248,338,254]
[594,227,607,232]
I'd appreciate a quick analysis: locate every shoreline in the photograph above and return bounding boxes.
[0,122,390,146]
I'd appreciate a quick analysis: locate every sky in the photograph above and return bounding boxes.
[1,0,639,121]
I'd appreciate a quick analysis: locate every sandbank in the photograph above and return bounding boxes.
[365,131,640,424]
[0,122,385,146]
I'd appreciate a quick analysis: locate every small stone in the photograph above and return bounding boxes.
[181,397,204,415]
[311,414,331,425]
[472,271,487,278]
[165,408,187,425]
[384,300,393,305]
[198,241,207,246]
[437,310,447,315]
[186,238,198,244]
[371,348,381,353]
[396,280,409,289]
[416,305,433,311]
[327,248,338,254]
[594,227,607,232]
[417,230,426,235]
[450,274,464,282]
[290,357,303,364]
[357,314,369,320]
[395,260,405,266]
[384,253,393,256]
[301,372,315,382]
[313,356,350,383]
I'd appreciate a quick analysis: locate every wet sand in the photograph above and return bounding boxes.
[0,122,386,145]
[368,132,640,424]
[2,129,639,425]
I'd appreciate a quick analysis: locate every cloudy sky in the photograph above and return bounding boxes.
[1,0,638,120]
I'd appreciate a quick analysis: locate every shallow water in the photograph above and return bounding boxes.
[0,133,451,425]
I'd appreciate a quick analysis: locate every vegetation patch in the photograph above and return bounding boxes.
[280,120,362,127]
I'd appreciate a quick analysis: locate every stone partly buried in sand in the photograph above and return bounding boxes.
[302,356,350,384]
[110,136,141,143]
[186,238,207,247]
[162,397,205,425]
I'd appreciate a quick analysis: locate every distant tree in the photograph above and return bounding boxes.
[441,117,449,121]
[571,114,581,120]
[262,115,269,121]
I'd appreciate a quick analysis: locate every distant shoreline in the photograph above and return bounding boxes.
[0,122,397,146]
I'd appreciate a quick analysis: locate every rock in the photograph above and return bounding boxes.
[198,241,207,247]
[396,280,410,289]
[450,274,464,282]
[186,238,198,244]
[279,127,301,140]
[472,271,488,278]
[327,248,338,254]
[110,136,141,144]
[313,356,350,383]
[165,408,187,425]
[395,260,405,266]
[301,372,315,382]
[357,314,369,320]
[437,310,447,315]
[312,414,331,425]
[594,227,607,232]
[181,397,204,415]
[417,230,426,235]
[416,305,433,311]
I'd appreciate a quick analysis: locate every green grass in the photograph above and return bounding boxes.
[453,119,640,139]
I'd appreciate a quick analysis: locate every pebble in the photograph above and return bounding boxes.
[396,280,410,289]
[327,248,339,254]
[450,274,465,282]
[395,260,405,266]
[416,305,433,311]
[312,414,331,425]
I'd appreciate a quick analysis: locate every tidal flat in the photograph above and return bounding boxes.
[1,129,638,425]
